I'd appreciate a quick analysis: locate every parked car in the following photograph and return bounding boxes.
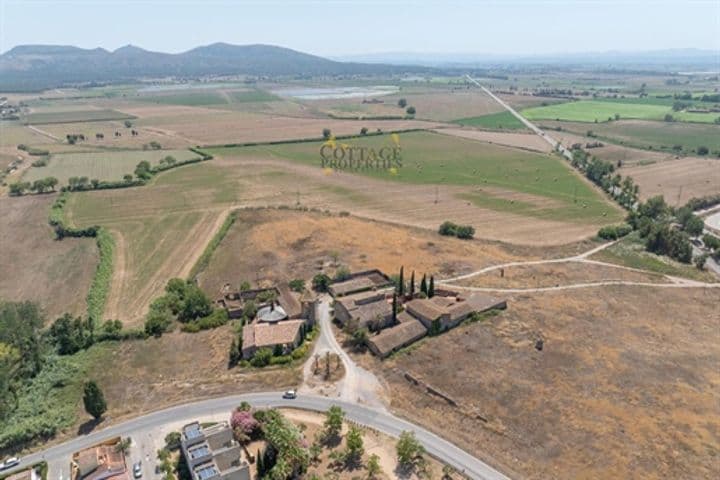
[282,389,297,399]
[0,457,21,471]
[133,462,142,479]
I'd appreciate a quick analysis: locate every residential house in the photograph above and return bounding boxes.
[180,422,250,480]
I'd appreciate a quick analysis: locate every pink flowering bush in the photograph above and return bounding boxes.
[230,409,259,436]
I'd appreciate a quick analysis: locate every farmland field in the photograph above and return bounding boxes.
[22,108,135,124]
[208,131,623,224]
[522,100,670,123]
[135,91,229,106]
[23,148,201,185]
[0,195,98,321]
[452,111,527,130]
[540,119,720,154]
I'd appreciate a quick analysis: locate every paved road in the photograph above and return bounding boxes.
[5,393,510,480]
[464,75,573,161]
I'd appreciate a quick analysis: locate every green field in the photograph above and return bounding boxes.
[522,100,720,124]
[522,101,670,123]
[452,111,527,130]
[23,149,200,185]
[228,89,280,103]
[137,92,229,106]
[207,131,622,223]
[22,109,135,125]
[541,120,720,153]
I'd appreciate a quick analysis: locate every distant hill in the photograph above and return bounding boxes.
[0,43,433,92]
[335,48,720,70]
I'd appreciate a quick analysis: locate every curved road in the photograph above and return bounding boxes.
[6,393,509,480]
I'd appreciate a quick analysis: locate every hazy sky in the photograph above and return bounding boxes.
[1,0,718,56]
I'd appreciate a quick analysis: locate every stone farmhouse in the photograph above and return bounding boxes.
[329,270,507,358]
[328,269,393,297]
[216,283,317,360]
[180,421,250,480]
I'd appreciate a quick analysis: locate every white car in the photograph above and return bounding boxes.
[133,461,142,479]
[282,389,297,399]
[0,457,21,471]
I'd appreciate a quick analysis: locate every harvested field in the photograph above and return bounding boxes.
[436,128,552,153]
[455,260,666,289]
[22,108,134,125]
[129,107,442,145]
[23,148,200,185]
[37,120,192,149]
[197,208,522,295]
[0,122,54,146]
[374,285,720,480]
[619,156,720,205]
[311,90,505,122]
[0,195,98,321]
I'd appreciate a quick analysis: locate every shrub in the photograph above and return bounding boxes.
[288,279,305,293]
[598,224,632,240]
[312,274,331,292]
[250,348,273,367]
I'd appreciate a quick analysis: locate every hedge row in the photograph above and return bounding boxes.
[205,128,429,149]
[86,228,115,322]
[187,209,237,280]
[48,192,114,322]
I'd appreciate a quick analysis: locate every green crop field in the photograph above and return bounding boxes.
[521,101,670,123]
[523,99,720,124]
[23,149,200,185]
[137,92,228,106]
[22,109,135,125]
[207,131,622,223]
[452,111,527,130]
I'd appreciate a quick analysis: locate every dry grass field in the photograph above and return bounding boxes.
[455,260,666,289]
[197,208,524,296]
[23,148,200,185]
[84,326,301,425]
[620,156,720,205]
[0,195,98,321]
[370,285,720,480]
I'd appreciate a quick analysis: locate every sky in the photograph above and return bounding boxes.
[1,0,719,57]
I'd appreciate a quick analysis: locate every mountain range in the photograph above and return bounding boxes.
[0,43,432,91]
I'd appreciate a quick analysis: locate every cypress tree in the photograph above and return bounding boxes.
[83,380,107,420]
[429,275,435,298]
[398,266,404,296]
[420,274,427,295]
[392,292,398,323]
[256,448,264,475]
[410,270,415,297]
[228,338,240,367]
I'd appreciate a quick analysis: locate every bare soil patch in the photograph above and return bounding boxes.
[371,286,720,480]
[0,195,98,320]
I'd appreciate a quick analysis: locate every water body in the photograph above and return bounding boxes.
[272,86,399,100]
